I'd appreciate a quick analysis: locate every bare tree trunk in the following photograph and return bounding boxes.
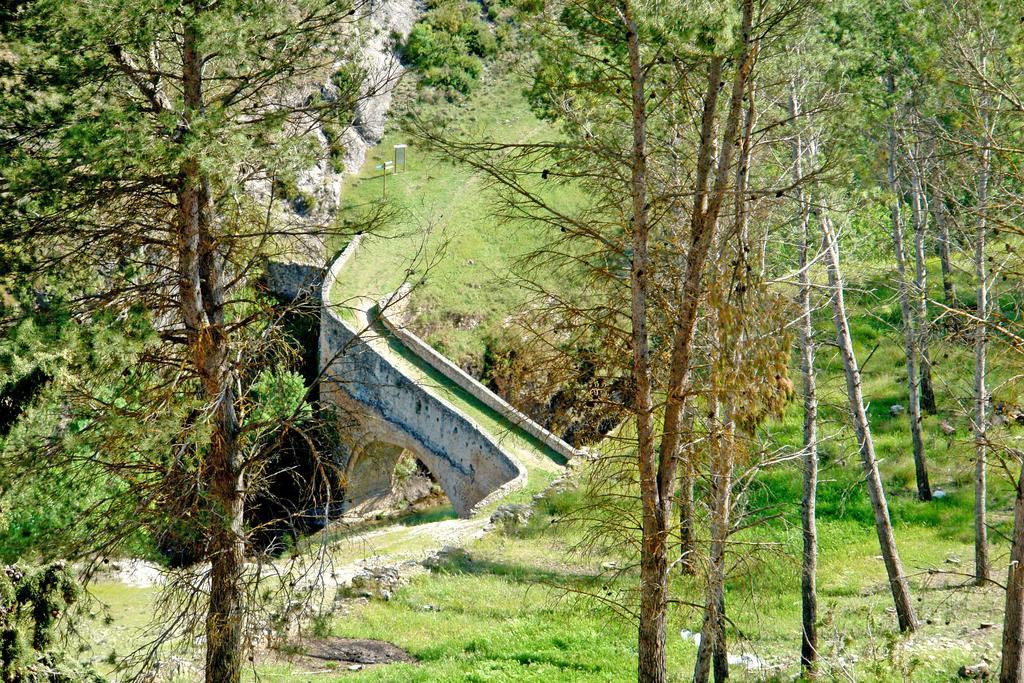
[933,193,957,305]
[694,45,758,683]
[678,400,697,575]
[885,106,931,501]
[820,212,919,633]
[656,0,754,602]
[205,397,245,683]
[179,12,246,683]
[712,586,728,683]
[908,161,937,414]
[694,402,732,683]
[974,143,991,586]
[631,3,753,678]
[620,8,666,681]
[666,101,698,580]
[1000,456,1024,683]
[790,86,818,677]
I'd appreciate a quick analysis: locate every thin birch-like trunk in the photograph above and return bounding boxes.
[693,400,733,683]
[974,142,991,586]
[908,159,937,414]
[668,104,698,579]
[790,86,818,677]
[678,400,697,575]
[932,193,957,305]
[885,101,931,501]
[821,212,919,632]
[694,57,757,683]
[694,92,756,683]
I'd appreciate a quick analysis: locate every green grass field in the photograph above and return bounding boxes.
[330,73,567,366]
[253,486,1007,682]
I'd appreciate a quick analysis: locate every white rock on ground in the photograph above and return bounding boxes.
[99,559,165,588]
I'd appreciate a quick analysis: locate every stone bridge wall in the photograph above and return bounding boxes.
[377,285,581,463]
[319,237,526,516]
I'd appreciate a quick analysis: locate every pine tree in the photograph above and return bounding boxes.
[0,1,379,679]
[0,562,104,683]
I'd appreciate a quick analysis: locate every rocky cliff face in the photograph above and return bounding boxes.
[294,0,422,227]
[341,0,422,174]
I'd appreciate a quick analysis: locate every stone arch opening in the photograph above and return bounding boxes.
[341,439,453,518]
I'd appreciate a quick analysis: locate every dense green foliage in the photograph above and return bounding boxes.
[0,563,103,682]
[404,0,498,95]
[0,0,363,565]
[0,4,372,678]
[0,298,157,562]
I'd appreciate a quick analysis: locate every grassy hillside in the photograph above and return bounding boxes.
[331,74,566,367]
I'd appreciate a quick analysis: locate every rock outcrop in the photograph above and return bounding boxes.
[338,0,421,175]
[296,0,421,224]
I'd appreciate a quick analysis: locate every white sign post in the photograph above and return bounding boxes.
[394,144,407,173]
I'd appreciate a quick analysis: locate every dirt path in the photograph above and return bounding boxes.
[298,513,491,591]
[94,510,490,593]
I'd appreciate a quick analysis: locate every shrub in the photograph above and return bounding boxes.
[322,120,348,175]
[248,369,311,429]
[403,0,497,96]
[459,18,497,56]
[404,24,448,67]
[273,175,317,216]
[481,0,541,21]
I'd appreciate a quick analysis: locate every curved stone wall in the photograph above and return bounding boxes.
[377,285,582,462]
[319,236,527,516]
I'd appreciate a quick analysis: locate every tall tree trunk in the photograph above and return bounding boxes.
[657,1,753,509]
[667,100,698,579]
[1000,457,1024,683]
[885,107,931,501]
[205,395,245,683]
[712,587,728,683]
[678,400,697,574]
[820,212,919,633]
[633,3,754,678]
[790,86,818,677]
[933,193,957,305]
[694,47,758,683]
[694,401,732,683]
[908,160,937,414]
[179,12,246,683]
[974,143,991,586]
[621,8,665,681]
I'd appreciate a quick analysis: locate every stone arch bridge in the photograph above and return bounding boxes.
[267,237,579,518]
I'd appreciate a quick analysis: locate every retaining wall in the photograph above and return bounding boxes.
[377,285,582,463]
